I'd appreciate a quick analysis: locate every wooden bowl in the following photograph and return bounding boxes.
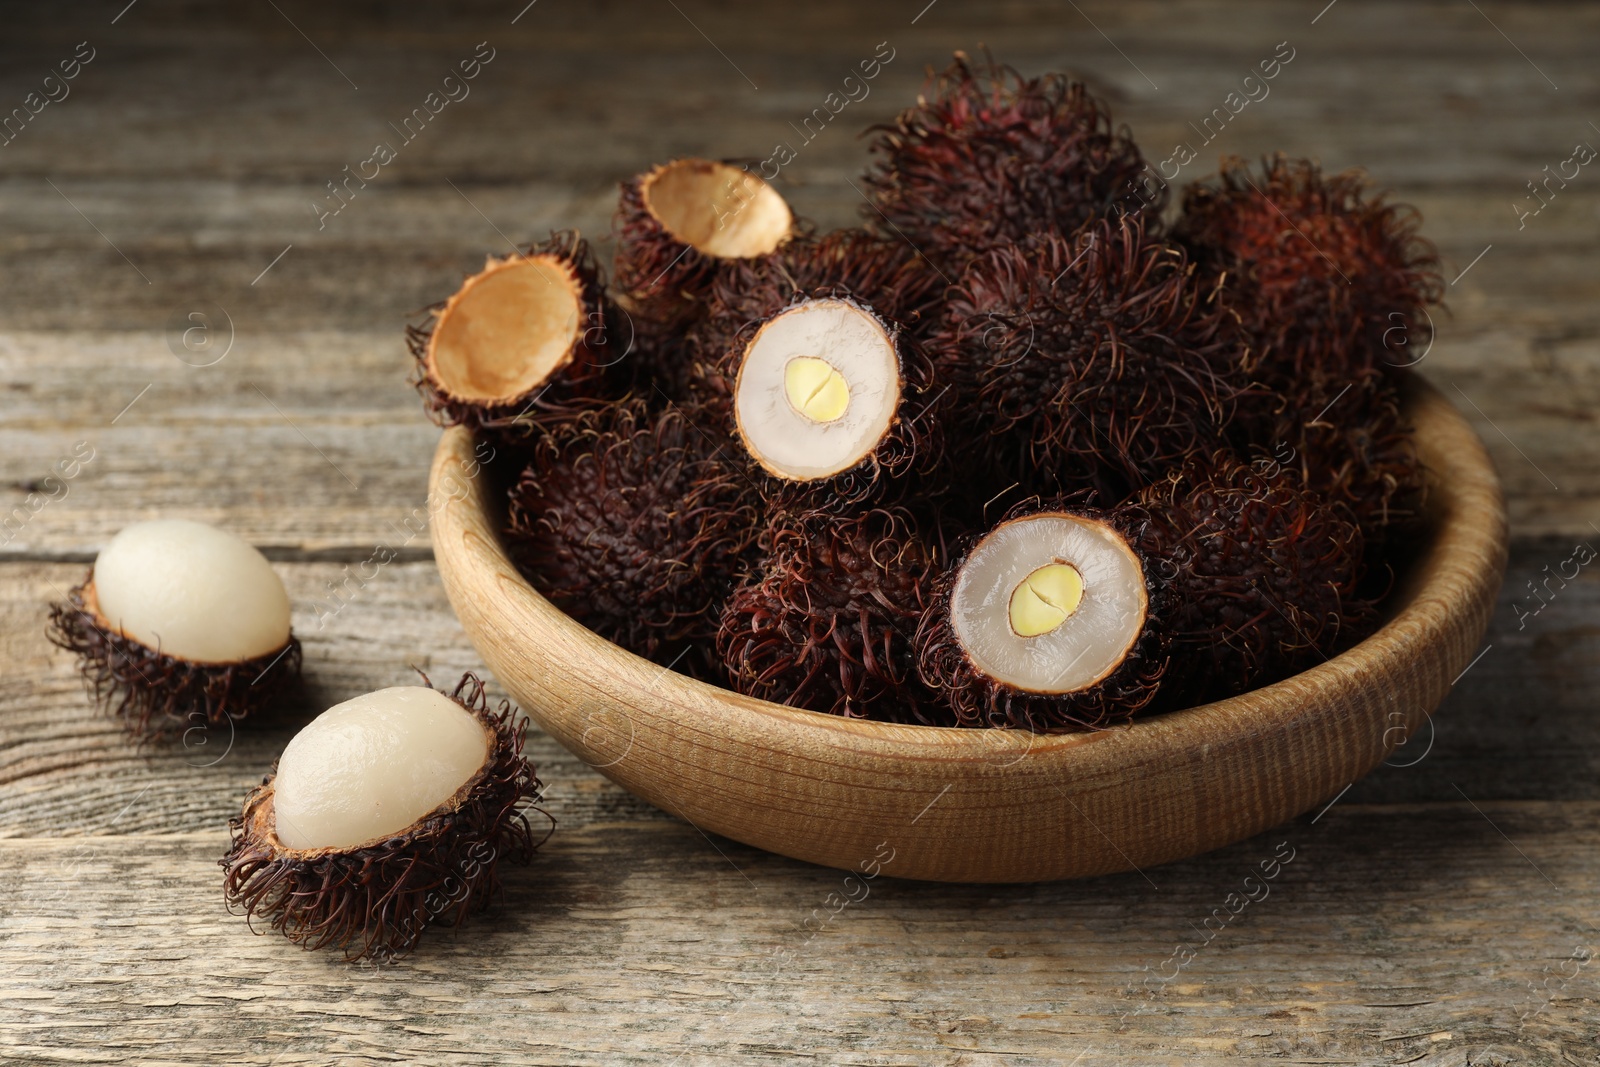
[429,376,1507,882]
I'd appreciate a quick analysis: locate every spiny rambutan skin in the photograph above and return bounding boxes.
[1172,154,1444,382]
[505,396,760,674]
[1136,452,1375,707]
[47,584,303,742]
[931,215,1242,502]
[220,673,548,963]
[717,507,947,723]
[915,501,1169,733]
[862,52,1161,274]
[408,230,626,443]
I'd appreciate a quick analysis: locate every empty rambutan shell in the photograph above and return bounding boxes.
[220,674,547,962]
[613,158,796,330]
[718,506,945,722]
[862,51,1159,273]
[1173,154,1444,382]
[505,396,760,673]
[916,507,1166,732]
[932,215,1240,501]
[409,231,623,440]
[46,519,302,741]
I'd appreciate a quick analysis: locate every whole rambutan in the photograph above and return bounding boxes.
[1173,154,1444,382]
[931,215,1240,502]
[1136,452,1375,706]
[504,396,760,674]
[862,51,1159,273]
[408,231,625,442]
[613,158,797,331]
[717,506,946,722]
[221,675,548,962]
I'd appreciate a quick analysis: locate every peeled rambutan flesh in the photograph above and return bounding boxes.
[916,507,1166,731]
[931,215,1239,501]
[47,519,302,741]
[613,158,796,331]
[409,231,624,441]
[221,675,546,961]
[862,51,1159,273]
[505,396,759,673]
[718,506,945,722]
[1135,452,1375,706]
[1173,154,1444,382]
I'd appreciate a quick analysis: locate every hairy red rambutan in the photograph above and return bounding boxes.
[613,158,797,331]
[1173,154,1443,382]
[504,396,760,674]
[930,215,1241,502]
[408,231,625,442]
[717,506,946,722]
[862,51,1160,273]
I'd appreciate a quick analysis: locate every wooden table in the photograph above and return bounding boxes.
[2,2,1596,1063]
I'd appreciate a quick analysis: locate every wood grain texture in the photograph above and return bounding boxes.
[1,0,1596,1060]
[429,379,1509,883]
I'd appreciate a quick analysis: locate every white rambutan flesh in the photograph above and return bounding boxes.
[91,519,291,664]
[426,253,584,403]
[272,687,492,850]
[644,159,792,259]
[734,298,901,481]
[951,514,1147,694]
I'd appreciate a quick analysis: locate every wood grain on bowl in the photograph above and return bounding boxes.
[429,376,1508,883]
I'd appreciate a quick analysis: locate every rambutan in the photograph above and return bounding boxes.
[47,519,302,741]
[1173,154,1443,381]
[717,506,945,722]
[504,396,760,673]
[613,158,796,331]
[409,231,624,442]
[862,51,1159,273]
[221,675,548,962]
[930,215,1240,501]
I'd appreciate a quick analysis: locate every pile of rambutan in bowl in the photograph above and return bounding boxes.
[418,54,1507,882]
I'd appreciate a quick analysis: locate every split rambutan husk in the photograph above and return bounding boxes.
[505,396,760,676]
[931,215,1242,502]
[1135,451,1376,707]
[613,158,797,332]
[915,501,1168,732]
[717,506,947,723]
[408,230,625,442]
[1172,154,1444,383]
[46,580,302,742]
[220,673,547,962]
[862,51,1160,274]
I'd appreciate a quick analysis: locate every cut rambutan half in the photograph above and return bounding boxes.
[717,506,945,722]
[613,158,796,330]
[504,396,760,674]
[1135,452,1375,706]
[1173,154,1443,381]
[221,675,547,962]
[409,231,622,441]
[862,51,1159,273]
[729,296,941,504]
[916,507,1165,732]
[932,215,1239,500]
[47,519,302,741]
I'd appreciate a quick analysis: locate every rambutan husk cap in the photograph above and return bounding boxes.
[408,230,625,441]
[1172,153,1444,383]
[613,158,798,332]
[915,502,1169,733]
[47,579,303,742]
[220,673,549,962]
[717,505,948,723]
[861,51,1161,272]
[505,395,761,674]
